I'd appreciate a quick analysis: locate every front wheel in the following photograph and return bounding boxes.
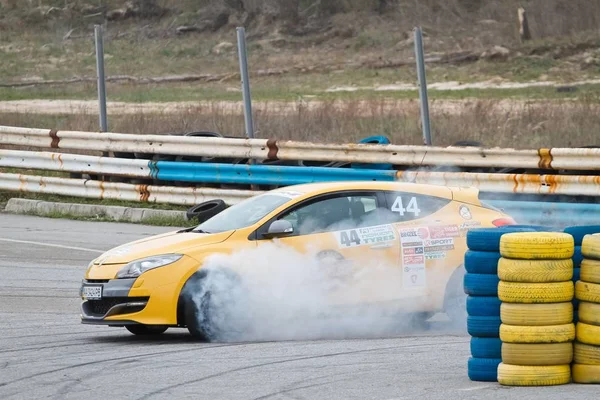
[181,267,249,342]
[125,325,168,335]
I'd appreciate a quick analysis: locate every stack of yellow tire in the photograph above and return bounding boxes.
[496,232,575,386]
[573,234,600,383]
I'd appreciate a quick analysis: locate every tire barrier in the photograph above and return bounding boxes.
[499,232,574,260]
[497,364,571,386]
[466,228,536,253]
[464,227,537,382]
[573,233,600,384]
[565,226,600,325]
[497,232,575,386]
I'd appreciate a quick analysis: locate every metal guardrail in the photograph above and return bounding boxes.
[4,125,600,170]
[4,124,600,228]
[397,171,600,197]
[0,149,151,178]
[0,173,256,205]
[3,149,600,196]
[153,160,397,185]
[2,172,600,227]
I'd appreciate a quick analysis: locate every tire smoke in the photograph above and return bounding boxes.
[185,241,464,342]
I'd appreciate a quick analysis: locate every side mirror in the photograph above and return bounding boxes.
[262,220,294,239]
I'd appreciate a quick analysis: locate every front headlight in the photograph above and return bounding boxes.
[116,254,183,279]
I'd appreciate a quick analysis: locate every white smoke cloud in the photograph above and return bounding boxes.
[185,239,463,343]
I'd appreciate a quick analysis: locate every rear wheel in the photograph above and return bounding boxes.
[407,312,435,330]
[445,265,467,324]
[125,325,168,335]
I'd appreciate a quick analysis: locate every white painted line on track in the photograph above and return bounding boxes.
[457,385,494,391]
[0,238,104,253]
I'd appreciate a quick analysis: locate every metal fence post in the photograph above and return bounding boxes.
[414,27,432,145]
[94,24,108,133]
[236,27,254,140]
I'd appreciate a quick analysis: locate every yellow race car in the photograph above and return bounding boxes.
[80,181,515,340]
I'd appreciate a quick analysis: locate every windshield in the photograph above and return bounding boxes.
[194,194,295,233]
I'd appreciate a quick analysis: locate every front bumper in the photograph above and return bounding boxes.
[80,278,149,325]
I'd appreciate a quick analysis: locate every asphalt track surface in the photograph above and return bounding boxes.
[0,214,597,399]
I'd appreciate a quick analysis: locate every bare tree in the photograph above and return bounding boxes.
[518,7,532,42]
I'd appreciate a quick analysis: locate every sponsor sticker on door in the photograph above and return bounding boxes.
[335,224,396,248]
[428,225,459,239]
[398,227,427,288]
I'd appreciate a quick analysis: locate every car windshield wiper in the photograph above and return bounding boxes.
[176,227,211,233]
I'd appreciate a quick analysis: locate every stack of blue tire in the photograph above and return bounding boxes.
[563,226,600,324]
[465,226,548,381]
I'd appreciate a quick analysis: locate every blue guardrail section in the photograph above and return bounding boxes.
[151,160,600,227]
[152,161,397,185]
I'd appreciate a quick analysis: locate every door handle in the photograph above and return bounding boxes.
[370,243,392,249]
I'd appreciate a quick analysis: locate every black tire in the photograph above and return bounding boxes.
[574,246,583,268]
[106,152,137,183]
[186,200,228,223]
[468,357,500,382]
[464,250,501,274]
[184,131,244,164]
[125,325,168,335]
[470,337,502,359]
[299,160,350,168]
[181,268,248,342]
[564,226,600,246]
[466,227,536,252]
[464,273,499,296]
[406,312,435,330]
[261,159,302,166]
[467,296,501,317]
[467,316,501,337]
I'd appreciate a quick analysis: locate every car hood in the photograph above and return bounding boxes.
[92,229,235,266]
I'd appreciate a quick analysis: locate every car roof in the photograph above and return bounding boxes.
[269,181,457,200]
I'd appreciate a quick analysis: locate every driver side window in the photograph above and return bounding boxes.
[279,193,381,236]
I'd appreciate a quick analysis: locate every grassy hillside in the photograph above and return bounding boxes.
[1,0,599,85]
[1,1,600,148]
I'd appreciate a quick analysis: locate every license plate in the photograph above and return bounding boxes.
[82,285,102,300]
